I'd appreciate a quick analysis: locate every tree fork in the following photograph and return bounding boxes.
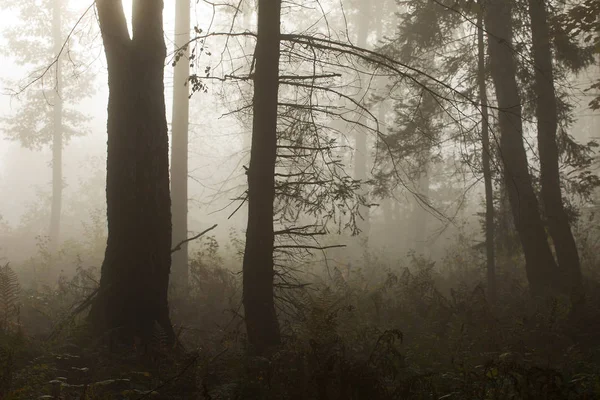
[483,0,559,295]
[528,0,583,295]
[89,0,175,345]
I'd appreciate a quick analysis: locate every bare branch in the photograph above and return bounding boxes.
[171,224,218,253]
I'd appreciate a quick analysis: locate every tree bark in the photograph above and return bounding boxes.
[170,0,191,292]
[89,0,174,344]
[242,0,282,355]
[49,0,63,250]
[477,5,496,303]
[528,0,582,294]
[483,0,559,295]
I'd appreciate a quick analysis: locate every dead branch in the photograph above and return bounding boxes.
[171,224,218,254]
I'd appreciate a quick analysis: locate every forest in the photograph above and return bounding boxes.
[0,0,600,398]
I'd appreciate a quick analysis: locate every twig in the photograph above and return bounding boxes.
[273,244,346,250]
[9,1,96,96]
[171,224,218,253]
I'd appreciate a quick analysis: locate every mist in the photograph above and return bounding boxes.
[1,0,600,398]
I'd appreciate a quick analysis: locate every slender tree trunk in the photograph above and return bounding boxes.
[411,167,430,255]
[477,6,496,303]
[242,0,281,355]
[90,0,174,344]
[483,0,559,295]
[354,1,372,238]
[170,0,191,292]
[50,0,63,250]
[242,1,254,155]
[238,2,255,226]
[410,51,437,257]
[528,0,582,294]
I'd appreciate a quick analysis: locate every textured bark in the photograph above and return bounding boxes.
[528,0,582,294]
[49,0,63,250]
[483,0,559,295]
[477,6,496,303]
[242,0,282,355]
[89,0,174,344]
[170,0,191,292]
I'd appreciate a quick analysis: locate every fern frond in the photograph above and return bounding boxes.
[0,263,20,333]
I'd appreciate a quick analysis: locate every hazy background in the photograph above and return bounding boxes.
[0,1,254,265]
[1,0,599,277]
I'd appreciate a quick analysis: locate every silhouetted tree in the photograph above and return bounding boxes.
[528,0,582,294]
[484,0,559,295]
[242,0,282,354]
[89,0,175,344]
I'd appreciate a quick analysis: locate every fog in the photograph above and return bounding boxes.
[0,1,254,265]
[1,1,597,270]
[1,0,599,281]
[1,0,600,397]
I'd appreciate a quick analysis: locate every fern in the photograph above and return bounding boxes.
[0,263,20,333]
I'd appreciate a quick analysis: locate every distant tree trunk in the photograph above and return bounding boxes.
[375,0,387,40]
[409,49,437,257]
[238,2,254,226]
[410,86,435,256]
[170,0,191,292]
[242,0,281,355]
[242,0,254,164]
[477,6,496,303]
[354,1,372,238]
[89,0,174,344]
[49,0,63,250]
[412,167,430,255]
[528,0,582,294]
[484,0,559,295]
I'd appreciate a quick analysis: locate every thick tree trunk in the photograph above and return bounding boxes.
[170,0,191,292]
[528,0,582,294]
[89,0,174,344]
[477,6,496,303]
[49,0,63,250]
[242,0,282,355]
[484,0,559,295]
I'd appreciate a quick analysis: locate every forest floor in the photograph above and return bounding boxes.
[2,252,600,399]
